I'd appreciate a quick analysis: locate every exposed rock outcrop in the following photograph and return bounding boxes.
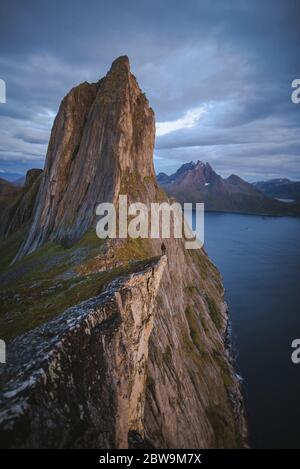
[1,56,247,448]
[15,56,155,260]
[0,256,166,448]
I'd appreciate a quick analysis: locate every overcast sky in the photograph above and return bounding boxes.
[0,0,299,181]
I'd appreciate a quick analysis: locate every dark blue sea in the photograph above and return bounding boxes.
[203,212,300,448]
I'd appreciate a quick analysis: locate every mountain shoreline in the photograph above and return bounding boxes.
[157,161,300,218]
[0,56,247,448]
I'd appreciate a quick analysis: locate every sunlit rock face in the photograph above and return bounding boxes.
[2,57,247,448]
[16,56,155,260]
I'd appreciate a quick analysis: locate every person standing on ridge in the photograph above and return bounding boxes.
[161,242,166,256]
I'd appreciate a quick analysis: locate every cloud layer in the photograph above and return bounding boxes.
[0,0,299,180]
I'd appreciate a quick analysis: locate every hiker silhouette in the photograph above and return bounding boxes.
[161,242,166,256]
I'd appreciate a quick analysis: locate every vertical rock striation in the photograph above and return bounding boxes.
[16,56,155,259]
[5,56,247,447]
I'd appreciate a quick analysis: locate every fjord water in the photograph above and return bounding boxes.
[204,212,300,448]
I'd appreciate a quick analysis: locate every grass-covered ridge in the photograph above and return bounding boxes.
[0,230,153,341]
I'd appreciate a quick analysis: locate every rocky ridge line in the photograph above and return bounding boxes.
[0,256,166,448]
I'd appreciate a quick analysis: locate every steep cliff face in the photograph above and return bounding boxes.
[0,257,166,448]
[116,176,247,447]
[146,243,246,447]
[1,56,247,448]
[16,56,155,260]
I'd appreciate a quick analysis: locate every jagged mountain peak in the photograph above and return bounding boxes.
[195,159,205,167]
[157,160,219,187]
[109,54,130,72]
[0,56,247,449]
[158,160,300,216]
[15,56,155,260]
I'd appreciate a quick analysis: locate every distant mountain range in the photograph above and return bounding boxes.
[0,172,25,184]
[253,178,300,201]
[157,161,300,217]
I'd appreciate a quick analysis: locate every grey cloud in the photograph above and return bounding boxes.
[0,0,299,180]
